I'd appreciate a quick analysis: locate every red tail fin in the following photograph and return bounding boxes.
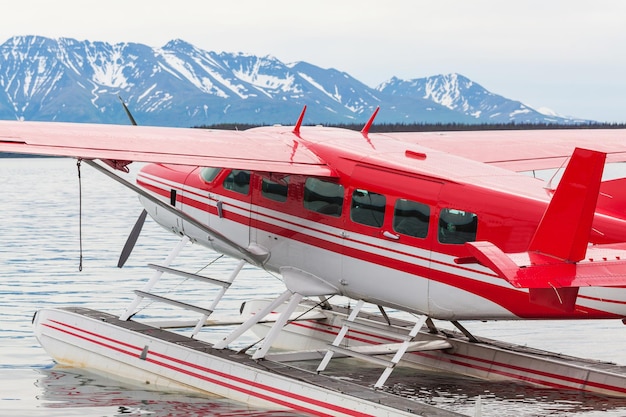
[529,147,605,262]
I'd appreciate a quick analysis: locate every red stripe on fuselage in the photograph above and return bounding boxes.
[136,178,622,319]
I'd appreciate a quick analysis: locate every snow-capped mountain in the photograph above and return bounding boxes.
[375,73,586,124]
[0,36,587,127]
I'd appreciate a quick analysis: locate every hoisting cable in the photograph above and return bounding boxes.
[77,159,83,271]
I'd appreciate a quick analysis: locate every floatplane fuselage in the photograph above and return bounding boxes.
[134,124,626,322]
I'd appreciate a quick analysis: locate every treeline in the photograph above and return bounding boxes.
[198,122,626,132]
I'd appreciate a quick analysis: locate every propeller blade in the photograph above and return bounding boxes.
[118,209,147,268]
[118,95,138,126]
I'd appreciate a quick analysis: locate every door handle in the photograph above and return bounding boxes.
[383,230,399,240]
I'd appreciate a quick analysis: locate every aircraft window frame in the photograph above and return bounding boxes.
[392,199,430,239]
[222,170,251,195]
[350,189,386,228]
[261,176,289,203]
[438,208,478,244]
[199,167,222,183]
[303,178,344,217]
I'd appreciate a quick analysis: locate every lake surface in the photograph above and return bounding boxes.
[2,157,626,417]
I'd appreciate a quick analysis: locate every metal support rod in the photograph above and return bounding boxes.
[317,299,365,373]
[191,259,246,338]
[119,235,189,320]
[374,315,427,388]
[212,289,293,349]
[451,320,479,343]
[252,292,303,360]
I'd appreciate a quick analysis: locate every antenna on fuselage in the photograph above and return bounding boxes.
[361,106,380,137]
[545,155,570,192]
[293,105,307,136]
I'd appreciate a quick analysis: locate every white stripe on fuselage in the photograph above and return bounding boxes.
[138,172,511,288]
[137,172,626,317]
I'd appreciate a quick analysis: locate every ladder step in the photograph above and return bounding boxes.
[343,320,414,342]
[328,345,395,368]
[147,264,231,288]
[346,340,453,356]
[134,290,213,316]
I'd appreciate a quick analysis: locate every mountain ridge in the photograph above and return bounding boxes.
[0,35,591,127]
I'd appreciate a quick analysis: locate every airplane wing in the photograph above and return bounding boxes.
[384,129,626,171]
[2,120,625,175]
[0,120,334,176]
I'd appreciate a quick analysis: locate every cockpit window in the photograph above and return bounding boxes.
[303,178,344,217]
[199,167,221,183]
[223,170,250,195]
[438,208,477,244]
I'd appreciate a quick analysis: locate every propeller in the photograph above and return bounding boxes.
[117,209,147,268]
[118,95,138,126]
[117,95,143,268]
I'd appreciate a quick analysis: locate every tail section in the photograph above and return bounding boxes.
[528,147,605,262]
[462,148,626,312]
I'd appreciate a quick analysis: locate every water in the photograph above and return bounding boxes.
[2,157,626,417]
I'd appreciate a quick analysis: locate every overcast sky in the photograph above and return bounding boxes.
[1,0,625,122]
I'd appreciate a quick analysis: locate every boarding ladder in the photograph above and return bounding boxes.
[119,236,245,338]
[316,300,447,388]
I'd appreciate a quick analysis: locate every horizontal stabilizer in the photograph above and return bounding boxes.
[465,241,626,288]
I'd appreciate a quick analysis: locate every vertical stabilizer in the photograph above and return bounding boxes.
[528,147,605,262]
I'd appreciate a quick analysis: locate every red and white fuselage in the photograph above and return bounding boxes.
[135,126,626,321]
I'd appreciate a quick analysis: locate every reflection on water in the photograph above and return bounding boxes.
[3,158,626,417]
[36,367,307,417]
[293,358,626,417]
[384,369,626,417]
[33,362,626,417]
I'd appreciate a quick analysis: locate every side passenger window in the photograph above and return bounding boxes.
[351,189,385,227]
[262,176,289,202]
[438,208,477,244]
[223,170,250,195]
[303,178,343,217]
[393,199,430,238]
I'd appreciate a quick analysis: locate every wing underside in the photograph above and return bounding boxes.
[0,120,334,176]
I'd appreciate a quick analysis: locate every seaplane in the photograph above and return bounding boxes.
[2,106,626,416]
